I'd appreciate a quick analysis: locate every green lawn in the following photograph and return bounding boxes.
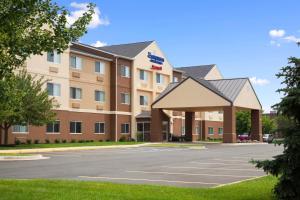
[0,176,277,200]
[0,153,33,156]
[0,142,142,150]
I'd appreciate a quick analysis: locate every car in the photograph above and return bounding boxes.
[263,134,274,143]
[238,134,250,141]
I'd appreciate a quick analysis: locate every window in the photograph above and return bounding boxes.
[46,121,60,133]
[196,126,200,135]
[95,61,105,74]
[173,76,179,82]
[139,70,148,81]
[139,95,148,106]
[181,126,185,135]
[121,123,130,134]
[121,93,130,104]
[70,55,82,69]
[156,73,164,84]
[47,50,61,64]
[12,124,28,133]
[47,83,61,96]
[218,127,223,134]
[70,87,82,99]
[95,90,105,102]
[121,66,130,77]
[70,121,82,134]
[95,122,105,134]
[208,127,214,135]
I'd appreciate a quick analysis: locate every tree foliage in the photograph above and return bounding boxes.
[0,70,56,145]
[236,111,251,134]
[262,115,276,135]
[254,46,300,199]
[0,0,95,78]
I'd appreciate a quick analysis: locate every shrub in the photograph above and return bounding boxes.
[62,139,67,143]
[98,140,103,142]
[106,139,110,142]
[90,140,94,143]
[15,139,21,145]
[119,136,126,142]
[34,139,39,144]
[45,139,50,144]
[26,139,32,144]
[78,140,84,143]
[54,139,60,143]
[71,139,76,143]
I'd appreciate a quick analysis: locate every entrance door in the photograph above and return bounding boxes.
[137,122,150,142]
[162,121,169,141]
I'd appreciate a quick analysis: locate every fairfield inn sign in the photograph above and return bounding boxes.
[148,52,164,70]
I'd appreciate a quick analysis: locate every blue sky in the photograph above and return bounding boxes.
[57,0,300,112]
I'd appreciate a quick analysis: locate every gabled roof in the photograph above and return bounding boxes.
[176,64,215,79]
[98,41,154,58]
[208,78,248,102]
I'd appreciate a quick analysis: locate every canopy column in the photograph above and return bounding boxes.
[223,106,236,143]
[185,112,195,141]
[150,108,164,142]
[251,109,262,141]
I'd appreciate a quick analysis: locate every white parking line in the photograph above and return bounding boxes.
[190,161,252,166]
[161,166,262,172]
[78,176,220,185]
[212,158,250,162]
[126,170,258,178]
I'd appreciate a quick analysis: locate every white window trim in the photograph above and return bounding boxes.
[70,55,82,70]
[70,87,82,100]
[95,61,105,75]
[70,121,82,134]
[12,125,29,134]
[95,90,105,103]
[47,83,61,97]
[47,50,61,64]
[121,66,130,78]
[121,123,130,134]
[140,95,148,106]
[94,122,105,134]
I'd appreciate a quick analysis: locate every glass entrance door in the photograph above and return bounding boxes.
[162,121,169,141]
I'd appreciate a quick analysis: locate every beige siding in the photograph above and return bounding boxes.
[234,81,261,110]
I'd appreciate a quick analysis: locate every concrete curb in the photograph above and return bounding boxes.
[0,154,49,161]
[0,143,154,154]
[222,143,268,146]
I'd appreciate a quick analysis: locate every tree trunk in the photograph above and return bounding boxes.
[0,127,2,145]
[4,127,9,145]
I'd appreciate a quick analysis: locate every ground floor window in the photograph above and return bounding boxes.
[181,126,185,135]
[121,123,130,134]
[218,127,223,134]
[95,122,105,134]
[46,121,60,133]
[195,126,200,135]
[208,127,214,135]
[70,121,82,134]
[12,124,28,133]
[137,122,150,141]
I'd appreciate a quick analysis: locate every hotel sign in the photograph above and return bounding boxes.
[148,52,164,65]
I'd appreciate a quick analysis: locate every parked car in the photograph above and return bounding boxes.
[263,134,274,143]
[238,134,250,141]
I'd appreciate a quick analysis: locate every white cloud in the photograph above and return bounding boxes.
[250,77,270,86]
[283,35,300,43]
[269,29,285,38]
[91,40,107,47]
[66,2,109,29]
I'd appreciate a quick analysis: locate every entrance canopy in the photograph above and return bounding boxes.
[152,76,262,111]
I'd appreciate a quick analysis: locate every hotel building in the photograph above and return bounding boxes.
[5,41,261,144]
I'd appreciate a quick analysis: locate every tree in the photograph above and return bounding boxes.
[262,115,276,135]
[0,0,95,78]
[0,70,56,145]
[236,111,251,134]
[253,45,300,199]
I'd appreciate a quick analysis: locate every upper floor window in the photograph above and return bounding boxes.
[70,55,82,70]
[156,73,164,84]
[46,121,60,133]
[12,124,28,133]
[95,61,105,74]
[121,93,130,105]
[47,83,61,97]
[47,50,61,64]
[70,87,82,99]
[121,66,130,78]
[139,70,148,81]
[140,95,148,106]
[95,90,105,102]
[173,76,179,82]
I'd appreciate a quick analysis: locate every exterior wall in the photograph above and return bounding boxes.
[172,70,183,82]
[205,66,223,80]
[234,81,261,110]
[202,120,224,140]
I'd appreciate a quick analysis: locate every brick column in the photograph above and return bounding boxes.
[251,109,262,142]
[150,108,164,142]
[223,106,236,143]
[185,112,195,141]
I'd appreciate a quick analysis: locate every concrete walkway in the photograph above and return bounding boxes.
[0,143,154,154]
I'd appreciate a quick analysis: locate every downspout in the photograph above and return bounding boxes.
[115,57,118,142]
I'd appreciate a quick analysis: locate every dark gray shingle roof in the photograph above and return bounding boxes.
[176,65,215,79]
[136,111,151,118]
[98,41,154,58]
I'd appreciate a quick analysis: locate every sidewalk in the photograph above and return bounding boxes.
[0,143,154,154]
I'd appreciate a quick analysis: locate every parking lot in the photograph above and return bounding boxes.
[0,143,283,188]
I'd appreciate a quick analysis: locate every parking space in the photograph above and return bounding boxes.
[0,144,283,188]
